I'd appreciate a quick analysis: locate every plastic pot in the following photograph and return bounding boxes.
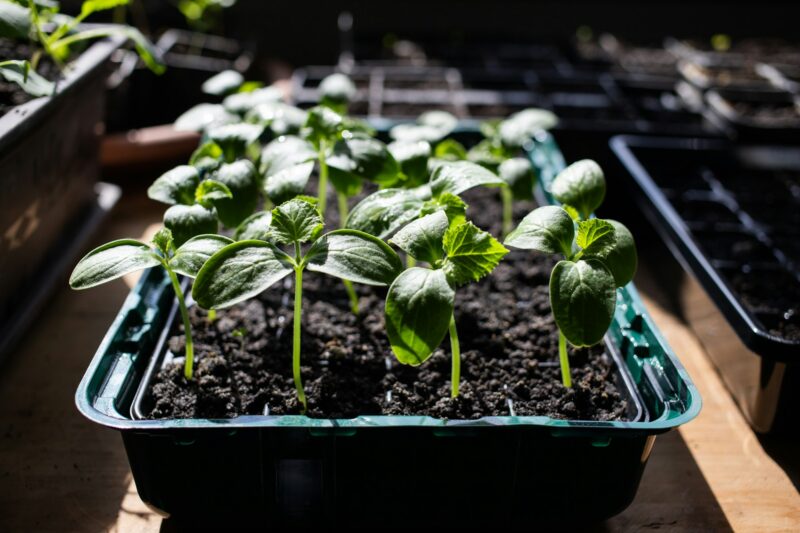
[76,128,699,527]
[0,36,123,360]
[611,135,800,433]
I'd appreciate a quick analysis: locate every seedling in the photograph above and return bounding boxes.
[69,228,233,380]
[504,160,637,387]
[192,197,402,413]
[385,210,508,398]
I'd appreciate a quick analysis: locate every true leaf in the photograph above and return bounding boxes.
[499,157,536,200]
[591,219,637,288]
[420,192,467,227]
[385,267,454,365]
[163,204,218,247]
[0,60,54,97]
[69,240,160,289]
[345,186,431,239]
[498,108,558,148]
[80,0,129,18]
[576,219,615,256]
[192,241,294,309]
[390,210,448,265]
[147,165,200,205]
[151,227,173,256]
[441,222,508,287]
[189,141,224,174]
[305,229,402,286]
[434,138,467,161]
[195,179,233,208]
[504,205,574,256]
[270,198,323,245]
[174,103,238,132]
[550,259,616,346]
[235,211,273,241]
[170,234,235,278]
[430,160,504,198]
[208,160,259,228]
[202,70,244,96]
[550,159,606,220]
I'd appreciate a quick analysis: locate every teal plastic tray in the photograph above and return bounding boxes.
[75,128,700,528]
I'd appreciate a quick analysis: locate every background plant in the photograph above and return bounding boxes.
[70,228,232,380]
[504,159,637,387]
[385,210,508,398]
[191,197,402,413]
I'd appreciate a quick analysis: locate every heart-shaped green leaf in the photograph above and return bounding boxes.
[504,205,574,256]
[170,234,235,278]
[207,160,259,228]
[551,159,606,220]
[147,165,200,206]
[223,85,283,115]
[442,222,508,286]
[550,259,616,346]
[305,105,344,146]
[207,123,264,161]
[235,211,273,241]
[327,135,401,188]
[434,138,467,161]
[202,70,244,96]
[390,210,448,264]
[305,229,402,286]
[319,73,357,108]
[192,240,294,309]
[388,140,431,186]
[498,108,558,148]
[69,239,160,289]
[385,267,454,365]
[270,197,323,245]
[345,186,431,239]
[163,204,219,247]
[430,160,504,198]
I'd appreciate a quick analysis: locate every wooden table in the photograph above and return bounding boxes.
[0,185,798,532]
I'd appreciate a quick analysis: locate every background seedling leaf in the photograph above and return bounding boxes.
[319,73,356,106]
[388,140,431,186]
[385,268,455,365]
[345,186,431,239]
[466,139,505,171]
[504,205,574,255]
[170,234,235,278]
[164,204,218,247]
[499,157,536,200]
[550,259,616,346]
[69,240,160,289]
[442,222,508,286]
[434,139,467,161]
[576,219,615,256]
[305,105,343,145]
[192,241,294,309]
[390,210,449,264]
[202,70,244,96]
[207,123,264,160]
[194,179,232,208]
[175,103,238,132]
[327,135,401,186]
[147,165,200,205]
[208,160,259,228]
[0,2,31,39]
[591,219,637,287]
[430,160,504,198]
[247,102,307,136]
[551,159,606,220]
[235,211,273,241]
[270,198,323,245]
[305,229,402,285]
[222,85,282,115]
[498,108,557,148]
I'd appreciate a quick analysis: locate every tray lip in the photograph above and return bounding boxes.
[610,134,800,357]
[75,129,701,433]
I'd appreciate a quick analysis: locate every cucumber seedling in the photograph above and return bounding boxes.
[504,160,637,387]
[385,210,508,398]
[69,228,233,380]
[191,197,403,413]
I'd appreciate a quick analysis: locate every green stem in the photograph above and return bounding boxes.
[335,191,359,314]
[337,191,349,227]
[558,330,572,388]
[207,309,217,323]
[406,255,417,268]
[449,313,461,398]
[501,186,513,239]
[317,144,329,216]
[166,266,194,381]
[293,266,308,413]
[343,279,359,315]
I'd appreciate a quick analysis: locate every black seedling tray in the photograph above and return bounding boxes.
[704,87,800,142]
[612,135,800,433]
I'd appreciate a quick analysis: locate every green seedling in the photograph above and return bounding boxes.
[177,0,235,34]
[385,210,508,398]
[504,159,637,387]
[191,197,402,413]
[69,228,232,380]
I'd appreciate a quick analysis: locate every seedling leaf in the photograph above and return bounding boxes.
[148,165,200,205]
[550,259,616,346]
[234,211,273,241]
[305,229,403,286]
[163,204,219,247]
[442,222,508,286]
[270,197,323,245]
[551,159,605,220]
[430,160,504,198]
[504,205,574,256]
[171,234,235,277]
[390,210,449,264]
[69,239,160,289]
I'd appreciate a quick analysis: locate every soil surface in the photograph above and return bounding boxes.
[0,38,63,116]
[146,177,630,421]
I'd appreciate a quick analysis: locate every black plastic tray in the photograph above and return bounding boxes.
[704,87,800,142]
[612,135,800,432]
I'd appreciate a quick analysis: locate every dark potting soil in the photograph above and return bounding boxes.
[147,182,630,421]
[0,38,64,116]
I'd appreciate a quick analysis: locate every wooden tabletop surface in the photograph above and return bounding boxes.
[0,185,798,532]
